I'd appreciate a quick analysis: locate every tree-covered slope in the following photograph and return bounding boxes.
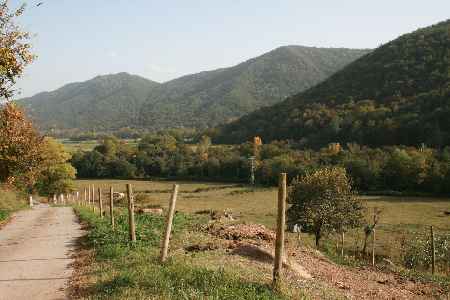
[215,20,450,148]
[21,46,369,131]
[20,73,160,130]
[139,46,370,128]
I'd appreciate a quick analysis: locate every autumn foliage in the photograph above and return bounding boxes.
[0,102,43,188]
[0,1,35,100]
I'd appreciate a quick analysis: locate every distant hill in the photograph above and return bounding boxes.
[139,46,370,128]
[20,46,370,131]
[214,20,450,148]
[20,73,160,130]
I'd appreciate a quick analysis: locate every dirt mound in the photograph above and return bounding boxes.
[231,243,312,279]
[206,223,275,242]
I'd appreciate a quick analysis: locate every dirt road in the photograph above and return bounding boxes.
[0,205,83,300]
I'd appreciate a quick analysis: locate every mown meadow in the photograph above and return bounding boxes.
[75,179,450,275]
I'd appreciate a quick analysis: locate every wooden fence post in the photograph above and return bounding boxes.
[160,184,179,263]
[84,188,87,206]
[341,232,345,258]
[372,211,376,267]
[88,186,91,205]
[126,184,136,242]
[431,225,435,275]
[92,185,95,212]
[29,195,33,208]
[273,173,287,285]
[110,186,115,229]
[98,187,103,218]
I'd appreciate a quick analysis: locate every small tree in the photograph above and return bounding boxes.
[34,138,76,197]
[287,167,363,247]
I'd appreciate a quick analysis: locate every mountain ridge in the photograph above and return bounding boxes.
[213,20,450,147]
[20,45,371,131]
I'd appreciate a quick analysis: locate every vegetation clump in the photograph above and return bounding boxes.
[287,167,363,247]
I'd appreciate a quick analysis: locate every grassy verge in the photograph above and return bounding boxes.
[74,206,288,299]
[0,186,26,224]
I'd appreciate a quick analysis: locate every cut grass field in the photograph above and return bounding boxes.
[58,139,139,153]
[74,179,450,271]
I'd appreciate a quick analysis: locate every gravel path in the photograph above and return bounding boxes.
[0,205,83,300]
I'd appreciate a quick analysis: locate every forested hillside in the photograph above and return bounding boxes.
[214,20,450,148]
[21,46,369,131]
[20,73,160,130]
[139,46,370,128]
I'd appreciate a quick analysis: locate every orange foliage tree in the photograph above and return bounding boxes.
[0,1,35,100]
[0,103,43,190]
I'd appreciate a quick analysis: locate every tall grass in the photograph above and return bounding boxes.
[0,186,26,223]
[75,207,285,299]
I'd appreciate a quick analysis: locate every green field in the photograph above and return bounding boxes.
[58,139,139,153]
[74,179,450,268]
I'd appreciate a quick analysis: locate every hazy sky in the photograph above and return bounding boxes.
[12,0,450,97]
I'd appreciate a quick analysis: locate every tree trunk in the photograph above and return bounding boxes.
[315,227,321,248]
[362,233,369,256]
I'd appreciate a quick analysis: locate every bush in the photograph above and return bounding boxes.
[402,231,450,272]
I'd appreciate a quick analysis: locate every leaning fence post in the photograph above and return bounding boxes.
[110,186,115,229]
[126,184,136,243]
[273,173,287,286]
[98,187,103,218]
[160,184,179,263]
[431,225,435,275]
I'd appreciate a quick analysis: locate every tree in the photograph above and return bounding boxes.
[287,167,363,247]
[34,138,76,197]
[0,1,35,99]
[0,103,43,189]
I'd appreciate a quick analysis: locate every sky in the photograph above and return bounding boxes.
[12,0,450,97]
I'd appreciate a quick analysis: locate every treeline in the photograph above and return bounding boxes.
[71,134,450,195]
[47,127,198,142]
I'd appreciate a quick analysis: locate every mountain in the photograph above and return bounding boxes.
[214,20,450,148]
[139,46,370,129]
[20,73,160,130]
[20,46,370,131]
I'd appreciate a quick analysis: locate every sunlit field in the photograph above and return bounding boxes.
[74,179,450,265]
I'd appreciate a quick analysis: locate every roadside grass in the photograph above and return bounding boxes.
[74,206,289,299]
[75,179,450,274]
[0,186,26,224]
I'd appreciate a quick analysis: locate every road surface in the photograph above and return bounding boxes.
[0,205,83,300]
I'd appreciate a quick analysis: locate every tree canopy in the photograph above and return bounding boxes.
[287,167,363,247]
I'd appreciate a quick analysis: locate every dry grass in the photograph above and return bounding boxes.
[0,186,26,224]
[74,179,450,265]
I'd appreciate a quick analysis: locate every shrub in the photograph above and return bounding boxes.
[287,167,363,247]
